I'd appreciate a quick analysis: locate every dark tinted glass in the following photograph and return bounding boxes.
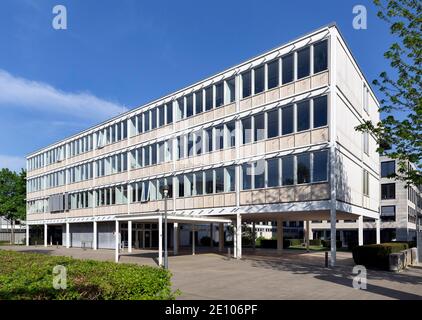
[314,40,328,73]
[242,71,252,98]
[313,151,328,182]
[267,60,279,89]
[267,158,279,187]
[254,66,265,94]
[267,109,279,138]
[282,156,294,185]
[195,91,203,114]
[313,96,327,128]
[205,86,213,111]
[242,117,252,144]
[254,113,265,141]
[215,82,224,107]
[297,100,310,131]
[381,161,395,177]
[297,153,310,184]
[282,54,294,84]
[297,47,310,79]
[282,105,294,135]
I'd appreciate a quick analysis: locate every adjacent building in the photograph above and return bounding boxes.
[25,23,380,266]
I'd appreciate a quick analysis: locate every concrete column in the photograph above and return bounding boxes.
[277,218,283,251]
[236,214,242,259]
[210,223,214,248]
[308,222,314,240]
[44,223,48,247]
[115,220,119,263]
[218,223,224,252]
[158,216,163,266]
[93,221,97,250]
[192,224,196,256]
[305,220,310,252]
[66,222,70,248]
[358,215,364,246]
[252,222,256,250]
[330,207,337,267]
[376,218,381,244]
[128,220,132,253]
[173,223,179,255]
[26,223,29,246]
[233,221,237,258]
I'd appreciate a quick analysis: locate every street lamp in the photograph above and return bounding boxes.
[163,185,169,269]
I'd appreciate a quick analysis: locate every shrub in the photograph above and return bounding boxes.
[255,236,265,247]
[321,240,342,248]
[0,250,177,300]
[287,239,302,247]
[352,242,409,270]
[309,239,321,246]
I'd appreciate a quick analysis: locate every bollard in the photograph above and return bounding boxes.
[56,241,59,249]
[227,247,231,260]
[325,251,329,268]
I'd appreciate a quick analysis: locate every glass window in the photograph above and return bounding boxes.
[242,71,252,98]
[226,77,235,103]
[177,98,185,120]
[254,160,265,189]
[226,121,236,147]
[215,125,224,150]
[254,113,265,142]
[158,142,165,163]
[297,153,311,184]
[187,133,194,157]
[186,94,194,118]
[166,103,173,124]
[242,163,252,190]
[185,174,193,197]
[282,105,294,135]
[178,176,184,198]
[282,156,294,186]
[205,170,214,194]
[267,109,279,138]
[254,66,265,94]
[203,128,212,153]
[267,158,279,187]
[158,105,165,127]
[178,136,185,159]
[381,161,395,177]
[313,40,328,74]
[137,115,143,134]
[194,131,202,156]
[267,59,279,90]
[205,86,213,111]
[225,166,236,192]
[297,100,310,132]
[381,183,395,200]
[144,112,150,132]
[313,151,328,182]
[282,53,294,84]
[215,82,224,107]
[363,131,369,155]
[151,108,157,130]
[195,90,203,114]
[297,47,310,79]
[215,168,224,193]
[151,144,157,165]
[381,206,396,222]
[242,117,252,144]
[363,170,370,196]
[313,96,327,128]
[144,146,150,166]
[195,172,203,195]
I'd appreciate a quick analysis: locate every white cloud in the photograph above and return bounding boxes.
[0,69,128,121]
[0,155,26,173]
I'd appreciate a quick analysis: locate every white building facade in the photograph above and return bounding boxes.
[25,24,380,266]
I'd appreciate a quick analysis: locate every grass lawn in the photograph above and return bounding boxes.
[0,250,179,300]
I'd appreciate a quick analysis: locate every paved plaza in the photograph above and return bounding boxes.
[2,245,422,300]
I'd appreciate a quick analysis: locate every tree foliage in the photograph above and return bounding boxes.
[0,168,26,222]
[356,0,421,186]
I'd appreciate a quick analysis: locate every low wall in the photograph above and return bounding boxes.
[0,231,26,244]
[389,248,419,272]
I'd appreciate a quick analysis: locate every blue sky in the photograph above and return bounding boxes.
[0,0,393,171]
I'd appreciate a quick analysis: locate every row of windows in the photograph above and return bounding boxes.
[241,96,327,144]
[27,199,49,214]
[241,150,328,190]
[95,185,128,207]
[95,152,128,177]
[131,177,173,203]
[408,206,418,224]
[28,41,329,172]
[69,162,94,183]
[241,40,328,99]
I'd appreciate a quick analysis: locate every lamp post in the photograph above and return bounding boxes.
[163,185,169,269]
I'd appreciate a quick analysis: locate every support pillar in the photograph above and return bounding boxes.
[158,216,163,266]
[128,220,132,253]
[233,221,237,258]
[236,214,242,259]
[376,218,381,244]
[329,207,337,267]
[115,220,119,263]
[252,222,256,250]
[192,224,196,256]
[66,222,70,248]
[218,223,224,252]
[26,223,29,246]
[173,223,179,255]
[358,215,364,246]
[44,223,47,247]
[93,221,97,250]
[277,218,283,251]
[305,220,310,252]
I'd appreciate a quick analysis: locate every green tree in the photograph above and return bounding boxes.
[0,168,27,243]
[356,0,421,186]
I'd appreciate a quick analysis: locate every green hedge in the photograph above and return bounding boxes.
[352,242,409,270]
[0,250,177,300]
[321,240,342,248]
[309,239,322,246]
[287,239,302,247]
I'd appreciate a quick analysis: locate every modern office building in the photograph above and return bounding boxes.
[25,23,380,266]
[310,157,422,245]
